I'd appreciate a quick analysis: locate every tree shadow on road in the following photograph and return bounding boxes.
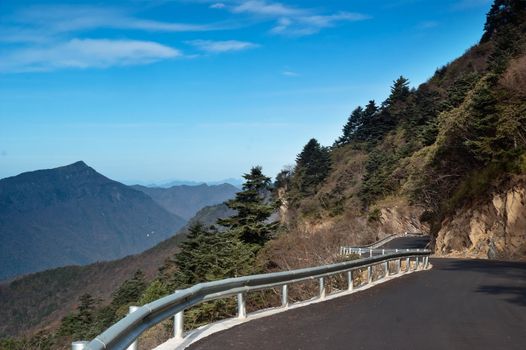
[436,259,526,308]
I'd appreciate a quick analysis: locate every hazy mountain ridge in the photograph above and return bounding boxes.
[132,183,238,220]
[0,161,186,281]
[0,202,231,338]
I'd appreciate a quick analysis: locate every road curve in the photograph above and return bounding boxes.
[187,258,526,350]
[378,235,431,250]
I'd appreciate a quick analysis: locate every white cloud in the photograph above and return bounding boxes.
[225,1,369,36]
[187,39,259,53]
[0,39,181,73]
[210,3,226,9]
[270,11,369,36]
[231,0,306,17]
[0,5,219,44]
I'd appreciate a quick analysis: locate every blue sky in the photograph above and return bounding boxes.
[0,0,492,184]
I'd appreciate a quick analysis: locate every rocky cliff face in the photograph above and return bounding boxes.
[435,178,526,260]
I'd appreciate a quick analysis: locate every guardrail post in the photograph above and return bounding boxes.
[319,277,326,299]
[425,256,429,268]
[358,248,362,257]
[281,284,288,307]
[382,249,385,255]
[397,259,401,274]
[125,306,140,350]
[174,310,184,340]
[367,266,372,283]
[237,292,246,319]
[405,257,410,272]
[369,249,373,257]
[415,257,419,270]
[384,261,389,277]
[71,341,88,350]
[347,270,353,291]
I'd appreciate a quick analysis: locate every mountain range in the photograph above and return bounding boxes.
[0,202,232,338]
[0,161,239,281]
[132,183,238,220]
[0,161,186,281]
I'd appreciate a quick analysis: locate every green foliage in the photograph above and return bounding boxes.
[111,270,147,308]
[0,338,28,350]
[367,208,382,222]
[58,293,98,339]
[218,166,278,246]
[138,280,170,305]
[292,138,332,197]
[387,76,411,104]
[167,223,257,289]
[335,107,365,146]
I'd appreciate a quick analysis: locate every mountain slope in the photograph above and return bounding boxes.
[277,0,526,260]
[0,161,186,281]
[132,183,238,220]
[0,202,230,338]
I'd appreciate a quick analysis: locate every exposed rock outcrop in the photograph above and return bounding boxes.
[435,180,526,260]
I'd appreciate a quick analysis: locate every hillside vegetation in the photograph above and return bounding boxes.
[275,0,526,259]
[0,201,231,340]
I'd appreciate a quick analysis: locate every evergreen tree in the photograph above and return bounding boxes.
[354,100,379,142]
[170,223,256,288]
[294,139,332,195]
[336,106,364,146]
[58,294,98,339]
[482,0,526,42]
[111,270,146,308]
[218,167,277,246]
[387,76,410,104]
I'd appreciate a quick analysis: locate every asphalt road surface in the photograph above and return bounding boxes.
[379,235,431,250]
[188,253,526,349]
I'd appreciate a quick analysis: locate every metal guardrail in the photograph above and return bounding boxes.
[353,232,424,250]
[76,249,431,350]
[339,247,425,257]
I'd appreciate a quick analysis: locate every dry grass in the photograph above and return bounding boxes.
[501,55,526,96]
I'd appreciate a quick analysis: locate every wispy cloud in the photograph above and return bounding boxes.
[210,3,227,9]
[282,70,300,77]
[218,0,369,36]
[417,20,439,29]
[0,5,220,44]
[187,39,259,53]
[231,0,306,17]
[0,39,181,73]
[271,11,369,36]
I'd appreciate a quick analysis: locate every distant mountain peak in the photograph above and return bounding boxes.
[66,160,88,168]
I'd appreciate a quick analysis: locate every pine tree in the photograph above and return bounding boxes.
[387,76,410,104]
[336,106,364,146]
[218,167,277,246]
[354,100,379,141]
[111,270,146,308]
[294,139,331,196]
[58,294,98,339]
[160,223,256,289]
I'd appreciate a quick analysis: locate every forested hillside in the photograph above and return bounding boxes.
[0,161,185,280]
[0,202,230,342]
[276,0,526,260]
